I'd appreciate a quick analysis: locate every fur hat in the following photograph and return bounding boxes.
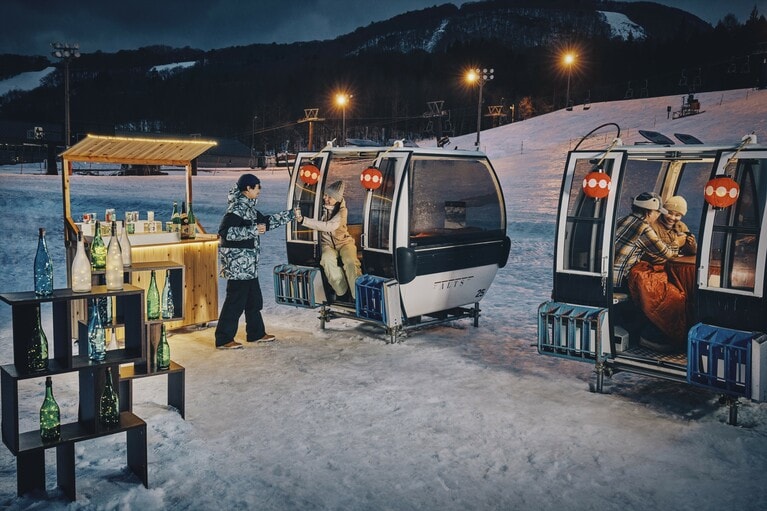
[325,180,345,201]
[633,192,667,214]
[663,195,688,215]
[237,173,261,191]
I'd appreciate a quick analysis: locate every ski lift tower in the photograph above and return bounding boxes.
[298,108,324,151]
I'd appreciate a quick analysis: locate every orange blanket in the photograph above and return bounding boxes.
[627,261,688,348]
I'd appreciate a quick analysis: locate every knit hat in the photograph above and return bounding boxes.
[325,180,345,201]
[663,195,688,215]
[633,192,668,214]
[237,173,261,191]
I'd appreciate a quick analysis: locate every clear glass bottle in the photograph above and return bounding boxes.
[107,325,119,351]
[105,222,123,290]
[88,298,106,362]
[187,202,196,239]
[34,227,54,296]
[71,230,92,292]
[99,367,120,428]
[161,271,175,319]
[156,324,170,370]
[119,220,132,266]
[40,377,61,442]
[27,304,49,372]
[147,270,160,320]
[98,296,112,325]
[90,221,107,270]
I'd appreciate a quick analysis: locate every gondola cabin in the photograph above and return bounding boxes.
[537,129,767,423]
[273,142,510,342]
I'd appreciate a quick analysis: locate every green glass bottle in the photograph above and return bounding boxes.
[28,304,49,372]
[156,324,170,370]
[187,202,196,239]
[179,202,190,239]
[147,270,160,320]
[171,201,181,232]
[99,367,120,428]
[40,376,61,442]
[90,220,107,270]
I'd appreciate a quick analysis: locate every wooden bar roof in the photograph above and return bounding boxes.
[61,134,217,166]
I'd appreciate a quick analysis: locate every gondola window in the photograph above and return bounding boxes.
[407,157,504,247]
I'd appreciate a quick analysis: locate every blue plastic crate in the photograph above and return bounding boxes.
[273,264,325,308]
[687,323,753,398]
[355,275,388,322]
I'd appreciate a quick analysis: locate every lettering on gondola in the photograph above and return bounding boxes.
[433,276,474,290]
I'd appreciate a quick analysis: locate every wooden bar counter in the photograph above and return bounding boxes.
[129,234,219,329]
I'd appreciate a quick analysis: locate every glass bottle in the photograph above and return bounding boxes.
[156,324,170,370]
[171,201,181,232]
[34,227,53,296]
[39,377,61,442]
[97,296,112,325]
[99,367,120,428]
[187,202,197,239]
[119,220,132,266]
[179,202,190,239]
[88,298,106,361]
[105,222,123,290]
[161,271,175,319]
[147,270,160,320]
[90,221,107,270]
[71,230,92,292]
[107,325,119,351]
[27,304,49,372]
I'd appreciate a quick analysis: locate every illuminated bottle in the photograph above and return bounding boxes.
[39,377,61,442]
[27,305,49,372]
[88,298,106,362]
[99,367,120,428]
[119,220,132,266]
[156,324,170,370]
[34,227,53,296]
[90,221,107,270]
[107,325,118,351]
[161,271,175,319]
[147,270,160,320]
[105,222,123,290]
[71,230,92,292]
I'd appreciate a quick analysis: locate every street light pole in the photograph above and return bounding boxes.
[563,53,576,110]
[51,42,81,147]
[467,68,494,149]
[335,93,350,146]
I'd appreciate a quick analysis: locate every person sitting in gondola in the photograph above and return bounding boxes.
[613,192,687,353]
[645,195,697,264]
[294,180,362,302]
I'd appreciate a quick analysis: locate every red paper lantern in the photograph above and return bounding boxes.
[298,164,320,185]
[582,171,611,199]
[704,176,739,208]
[360,166,383,190]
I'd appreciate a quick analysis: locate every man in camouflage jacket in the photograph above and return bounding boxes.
[214,173,295,349]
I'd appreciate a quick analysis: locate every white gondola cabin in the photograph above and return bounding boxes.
[537,127,767,424]
[273,142,510,342]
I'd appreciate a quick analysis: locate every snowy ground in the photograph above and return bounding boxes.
[0,88,766,510]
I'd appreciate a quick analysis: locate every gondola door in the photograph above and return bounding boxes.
[360,151,407,279]
[287,151,330,266]
[696,148,767,331]
[552,150,625,308]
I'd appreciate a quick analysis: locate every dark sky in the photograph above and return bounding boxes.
[3,0,764,57]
